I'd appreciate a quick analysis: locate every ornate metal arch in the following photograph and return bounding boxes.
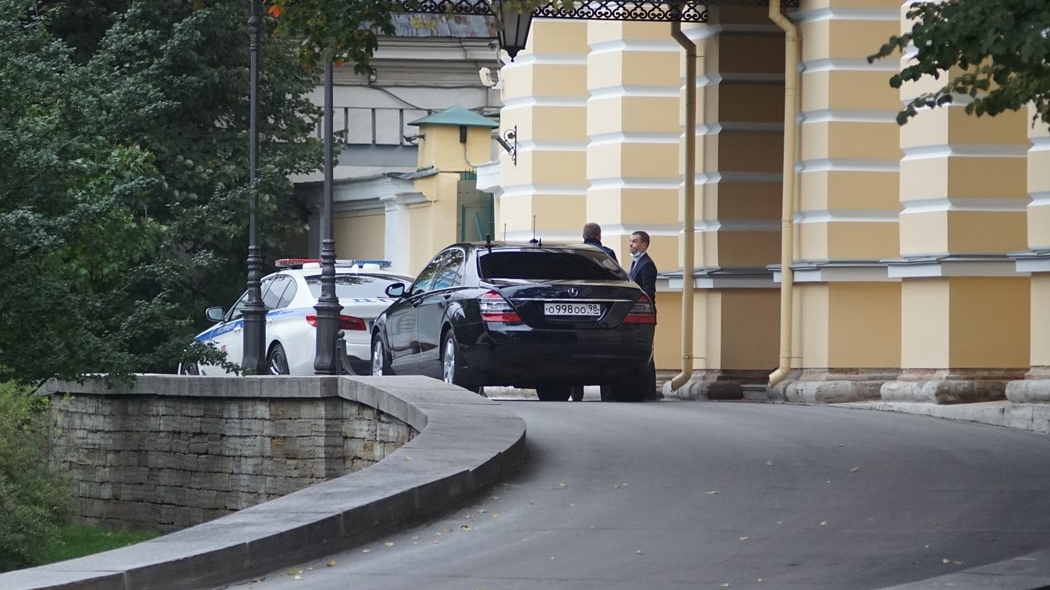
[399,0,799,23]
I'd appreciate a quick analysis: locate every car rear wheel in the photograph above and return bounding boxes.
[371,335,391,376]
[536,385,573,402]
[442,332,479,393]
[267,343,290,375]
[608,372,645,402]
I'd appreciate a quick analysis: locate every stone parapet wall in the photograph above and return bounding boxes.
[45,377,416,533]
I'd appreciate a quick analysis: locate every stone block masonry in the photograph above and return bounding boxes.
[46,378,416,533]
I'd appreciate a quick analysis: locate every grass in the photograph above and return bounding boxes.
[44,525,161,564]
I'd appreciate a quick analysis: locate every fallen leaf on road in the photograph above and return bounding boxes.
[460,524,473,531]
[850,466,860,473]
[707,490,719,495]
[385,542,394,547]
[326,560,336,567]
[739,536,749,541]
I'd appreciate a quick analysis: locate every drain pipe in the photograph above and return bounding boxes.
[669,19,697,392]
[767,2,800,388]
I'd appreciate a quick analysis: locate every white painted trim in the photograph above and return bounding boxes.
[902,144,1032,159]
[588,86,683,99]
[803,58,899,73]
[587,132,681,144]
[801,109,900,123]
[695,219,781,232]
[798,158,900,173]
[587,177,681,190]
[899,197,1031,213]
[793,6,906,24]
[797,210,900,223]
[885,256,1028,278]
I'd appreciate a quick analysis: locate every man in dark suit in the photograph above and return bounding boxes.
[628,230,659,400]
[582,222,617,262]
[628,230,656,302]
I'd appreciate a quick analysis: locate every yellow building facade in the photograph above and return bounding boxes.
[487,0,1050,404]
[326,0,1050,405]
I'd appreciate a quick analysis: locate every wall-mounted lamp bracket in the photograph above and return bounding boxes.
[494,125,518,166]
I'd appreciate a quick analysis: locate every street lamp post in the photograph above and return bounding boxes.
[313,57,342,375]
[243,0,268,374]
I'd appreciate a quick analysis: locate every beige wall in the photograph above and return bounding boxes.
[325,0,1050,396]
[334,212,385,261]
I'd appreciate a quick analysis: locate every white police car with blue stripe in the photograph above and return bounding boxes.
[183,259,412,375]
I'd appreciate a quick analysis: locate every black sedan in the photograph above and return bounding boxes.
[370,241,656,401]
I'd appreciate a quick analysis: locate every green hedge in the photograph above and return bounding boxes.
[0,383,72,572]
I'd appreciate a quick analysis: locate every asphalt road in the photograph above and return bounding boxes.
[216,399,1050,590]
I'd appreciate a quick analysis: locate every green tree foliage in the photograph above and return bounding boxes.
[869,0,1050,127]
[0,0,323,383]
[266,0,397,72]
[0,383,72,572]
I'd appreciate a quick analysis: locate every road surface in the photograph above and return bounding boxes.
[216,399,1050,590]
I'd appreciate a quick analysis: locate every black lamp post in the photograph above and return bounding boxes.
[313,57,342,375]
[242,0,268,375]
[491,0,534,61]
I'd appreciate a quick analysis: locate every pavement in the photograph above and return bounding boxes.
[3,378,1050,590]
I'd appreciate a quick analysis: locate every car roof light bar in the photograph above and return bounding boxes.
[275,258,392,269]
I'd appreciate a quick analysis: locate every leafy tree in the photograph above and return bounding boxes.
[0,0,323,383]
[0,383,71,572]
[266,0,397,71]
[869,0,1050,127]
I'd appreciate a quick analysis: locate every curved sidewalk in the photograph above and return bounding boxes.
[0,375,527,590]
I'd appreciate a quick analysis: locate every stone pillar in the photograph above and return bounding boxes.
[1006,105,1050,403]
[669,7,782,399]
[778,0,904,403]
[881,3,1031,404]
[585,21,681,375]
[497,20,589,241]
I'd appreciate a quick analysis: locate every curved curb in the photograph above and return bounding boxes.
[0,375,527,590]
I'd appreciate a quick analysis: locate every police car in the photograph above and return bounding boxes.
[184,259,412,375]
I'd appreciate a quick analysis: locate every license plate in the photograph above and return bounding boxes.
[544,302,601,317]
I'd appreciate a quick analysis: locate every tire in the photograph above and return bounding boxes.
[371,335,391,376]
[442,331,479,393]
[609,372,645,402]
[267,343,290,375]
[536,385,573,402]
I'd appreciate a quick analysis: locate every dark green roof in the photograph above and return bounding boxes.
[408,105,499,129]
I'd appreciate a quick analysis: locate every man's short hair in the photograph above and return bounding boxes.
[631,230,650,245]
[583,222,602,240]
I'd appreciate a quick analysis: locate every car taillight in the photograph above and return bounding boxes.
[305,314,367,331]
[480,291,522,323]
[624,294,656,324]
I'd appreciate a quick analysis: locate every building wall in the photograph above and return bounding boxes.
[312,2,1050,403]
[484,0,1049,401]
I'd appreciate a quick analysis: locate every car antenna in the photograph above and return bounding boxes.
[485,234,492,251]
[528,215,539,245]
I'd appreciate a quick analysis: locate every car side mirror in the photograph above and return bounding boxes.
[205,306,225,323]
[385,282,406,298]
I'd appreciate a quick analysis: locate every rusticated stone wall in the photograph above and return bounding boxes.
[47,381,416,533]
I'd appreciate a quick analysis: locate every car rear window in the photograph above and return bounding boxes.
[305,275,401,299]
[479,250,626,281]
